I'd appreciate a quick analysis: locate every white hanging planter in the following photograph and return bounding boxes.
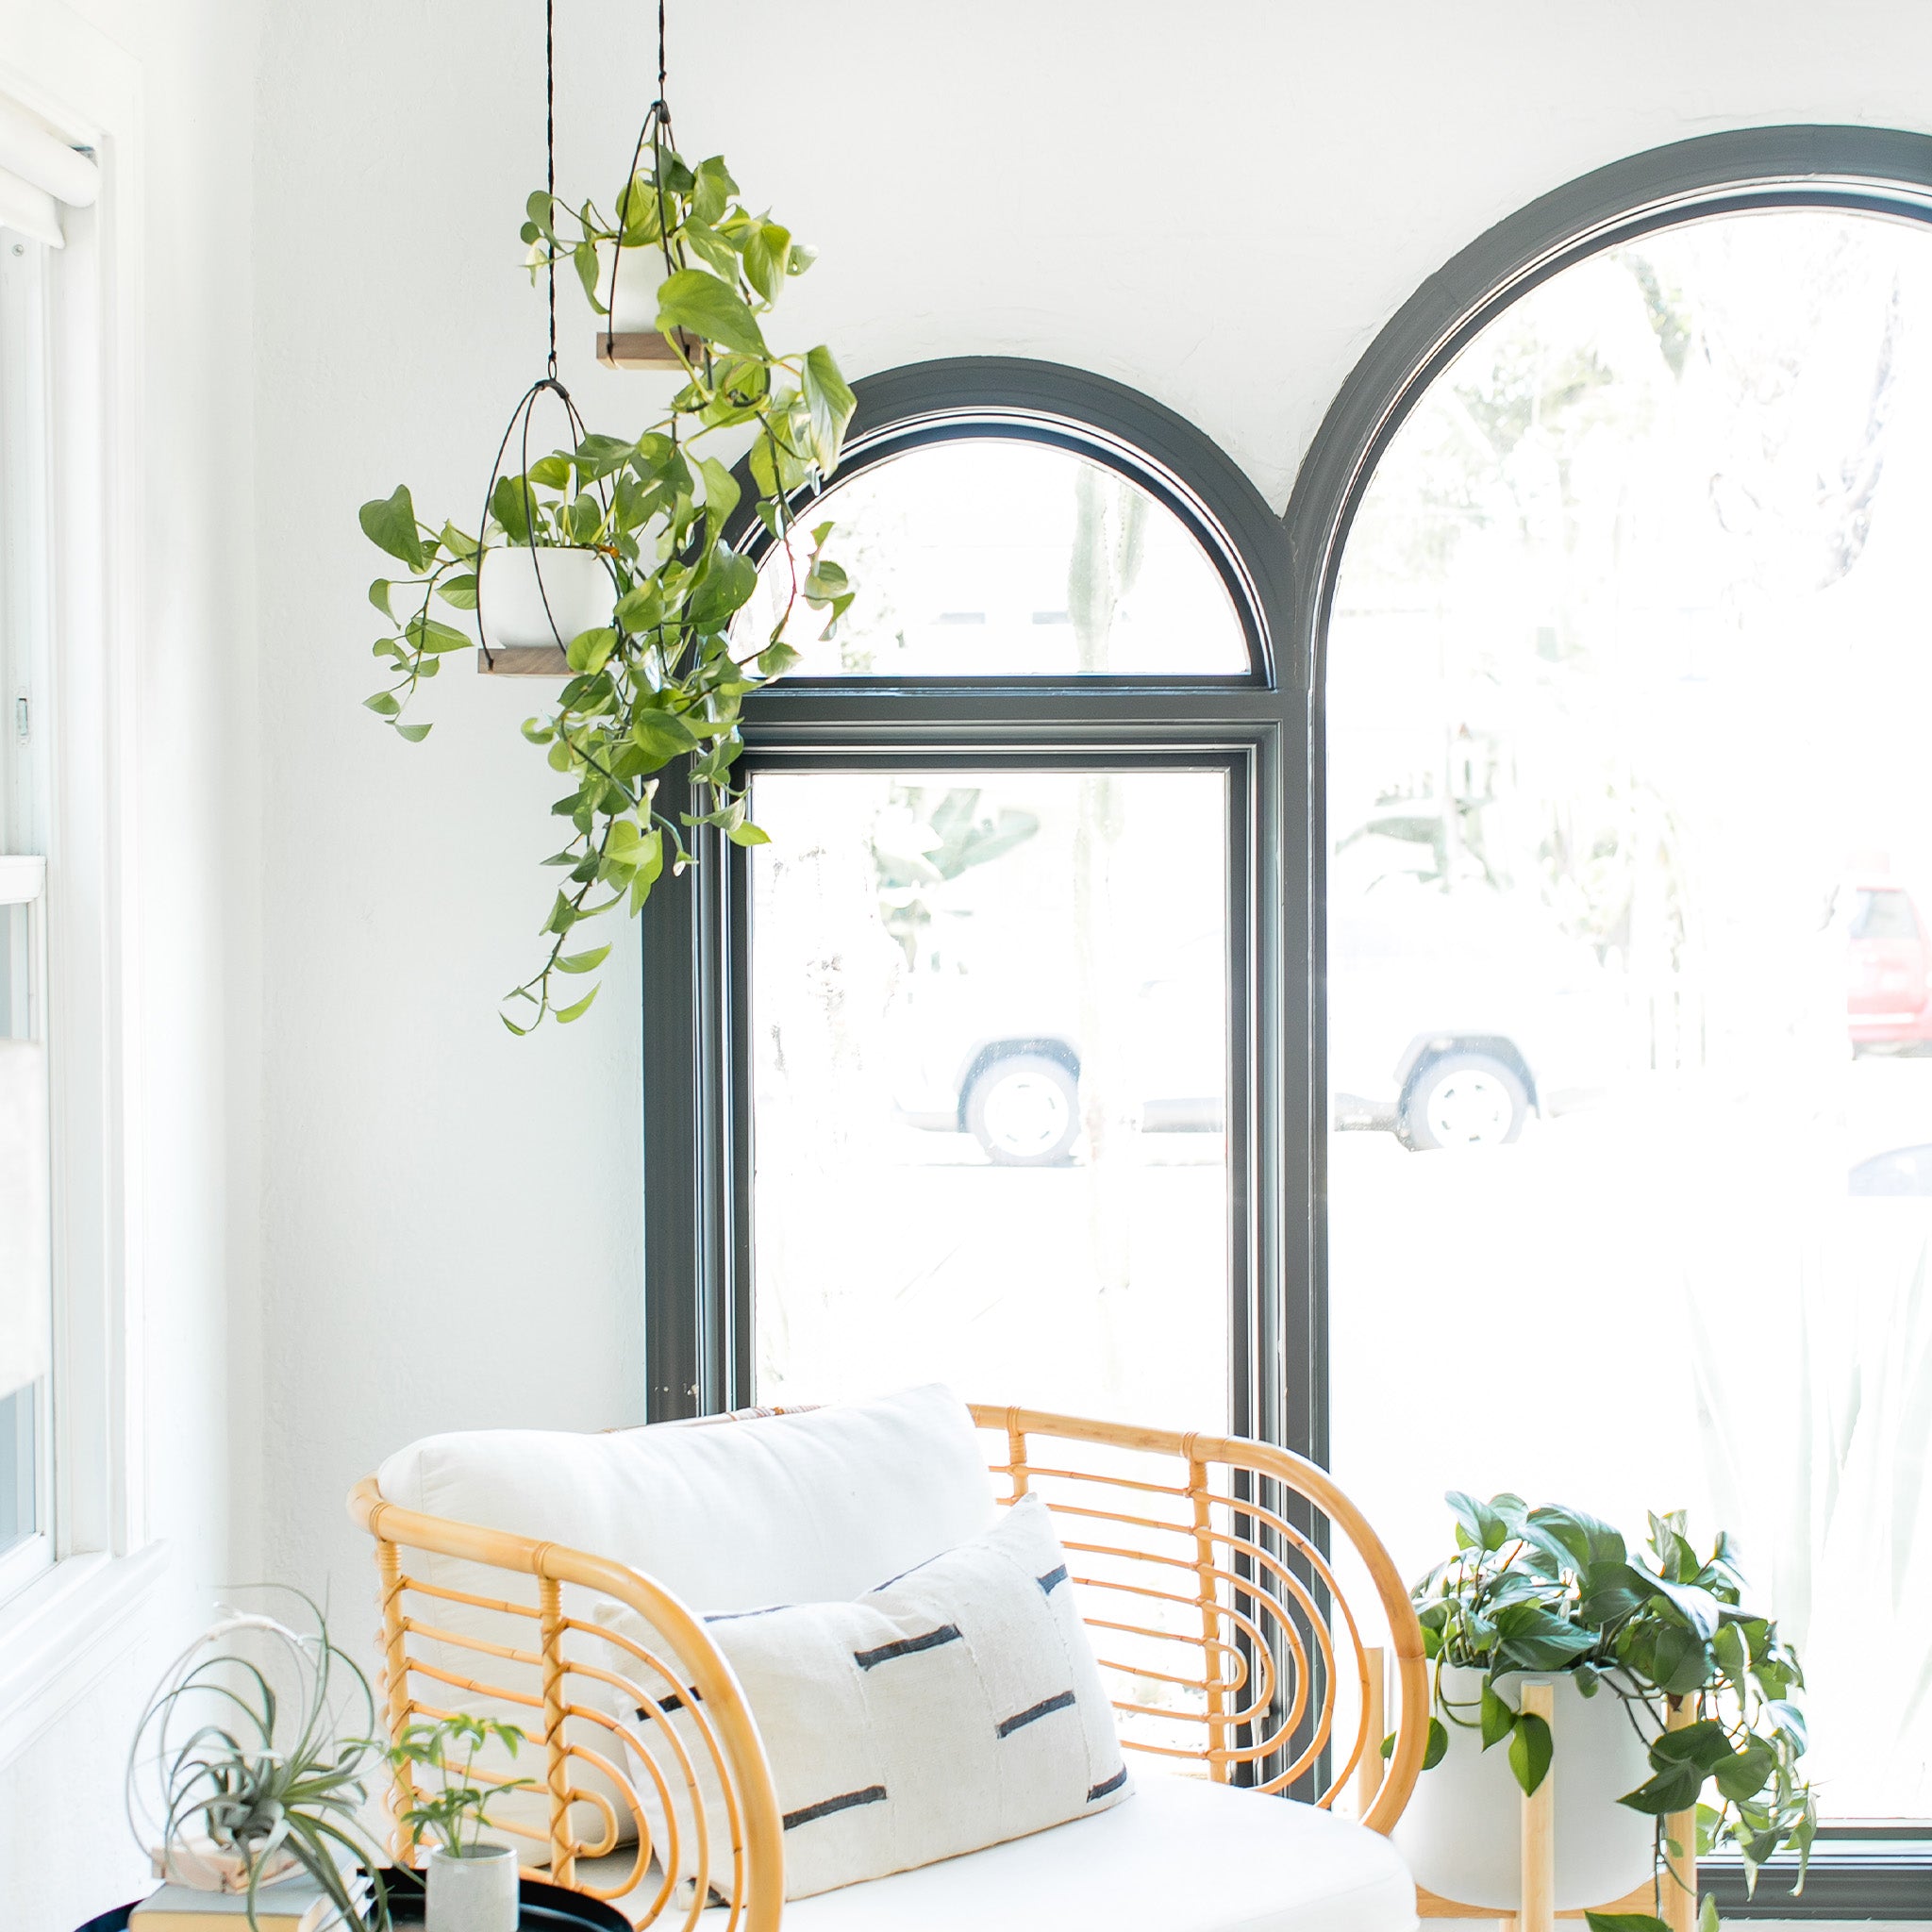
[477,543,615,655]
[425,1843,519,1932]
[1392,1666,1657,1912]
[594,240,707,368]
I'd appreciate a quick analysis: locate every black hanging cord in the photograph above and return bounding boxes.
[603,0,683,340]
[545,0,558,377]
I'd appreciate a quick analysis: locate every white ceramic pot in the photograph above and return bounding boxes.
[1392,1666,1657,1911]
[594,240,691,334]
[425,1842,519,1932]
[477,545,614,653]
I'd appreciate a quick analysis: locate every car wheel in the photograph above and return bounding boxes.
[966,1054,1080,1166]
[1400,1053,1529,1151]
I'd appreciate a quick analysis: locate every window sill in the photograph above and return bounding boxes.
[0,1541,170,1771]
[1703,1838,1932,1920]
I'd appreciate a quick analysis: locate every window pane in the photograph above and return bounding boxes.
[0,1380,33,1556]
[750,768,1230,1427]
[735,441,1250,676]
[0,897,44,1559]
[0,233,49,1580]
[1328,207,1932,1821]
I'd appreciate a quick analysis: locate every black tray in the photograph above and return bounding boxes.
[75,1870,632,1932]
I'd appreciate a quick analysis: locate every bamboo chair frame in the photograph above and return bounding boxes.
[348,1401,1432,1926]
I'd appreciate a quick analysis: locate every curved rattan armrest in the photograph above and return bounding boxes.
[964,1405,1430,1836]
[347,1475,784,1930]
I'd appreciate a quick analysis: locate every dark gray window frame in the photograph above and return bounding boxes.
[643,357,1307,1461]
[1283,122,1932,1914]
[643,125,1932,1911]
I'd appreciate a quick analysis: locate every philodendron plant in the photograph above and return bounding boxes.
[1404,1491,1816,1932]
[358,144,855,1032]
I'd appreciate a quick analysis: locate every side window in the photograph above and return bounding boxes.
[0,226,51,1597]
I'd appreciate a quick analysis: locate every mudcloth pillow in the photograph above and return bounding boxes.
[596,1491,1132,1900]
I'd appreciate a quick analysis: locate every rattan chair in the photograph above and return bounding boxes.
[349,1400,1431,1930]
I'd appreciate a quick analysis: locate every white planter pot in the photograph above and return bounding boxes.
[1392,1666,1657,1911]
[425,1843,519,1932]
[595,240,690,334]
[477,545,614,653]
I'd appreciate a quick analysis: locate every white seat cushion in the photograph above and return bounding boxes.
[690,1776,1418,1932]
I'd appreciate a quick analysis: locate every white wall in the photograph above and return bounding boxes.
[251,0,1932,1618]
[0,1,262,1928]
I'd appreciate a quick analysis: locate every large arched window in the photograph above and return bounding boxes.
[645,359,1306,1452]
[1293,128,1932,1887]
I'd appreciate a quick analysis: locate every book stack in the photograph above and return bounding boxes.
[128,1860,374,1932]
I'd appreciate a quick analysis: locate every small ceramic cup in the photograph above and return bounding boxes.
[425,1842,520,1932]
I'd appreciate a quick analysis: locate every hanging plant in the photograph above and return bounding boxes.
[357,4,855,1032]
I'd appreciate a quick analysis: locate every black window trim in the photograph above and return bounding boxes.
[1284,122,1932,1909]
[646,358,1306,1462]
[645,127,1932,1907]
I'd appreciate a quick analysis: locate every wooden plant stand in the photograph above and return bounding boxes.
[1357,1653,1698,1932]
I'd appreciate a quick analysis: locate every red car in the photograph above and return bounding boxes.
[1848,882,1932,1052]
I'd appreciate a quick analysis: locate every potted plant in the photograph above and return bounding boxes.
[383,1714,533,1932]
[359,132,854,1034]
[1391,1491,1815,1932]
[125,1598,390,1931]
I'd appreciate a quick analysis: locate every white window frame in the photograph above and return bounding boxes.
[0,10,163,1770]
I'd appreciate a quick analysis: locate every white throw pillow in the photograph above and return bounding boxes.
[596,1492,1132,1901]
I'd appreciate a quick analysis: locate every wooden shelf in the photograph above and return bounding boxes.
[477,645,570,677]
[596,329,701,371]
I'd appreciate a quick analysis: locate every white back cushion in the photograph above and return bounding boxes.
[375,1385,997,1613]
[373,1388,997,1864]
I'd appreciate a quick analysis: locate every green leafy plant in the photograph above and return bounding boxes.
[358,141,855,1032]
[126,1598,389,1932]
[384,1713,533,1860]
[1401,1491,1816,1932]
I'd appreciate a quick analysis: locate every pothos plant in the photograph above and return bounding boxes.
[1402,1491,1816,1932]
[358,145,855,1032]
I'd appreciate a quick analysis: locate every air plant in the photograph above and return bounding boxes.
[126,1594,388,1931]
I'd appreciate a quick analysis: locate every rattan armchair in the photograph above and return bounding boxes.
[348,1402,1431,1930]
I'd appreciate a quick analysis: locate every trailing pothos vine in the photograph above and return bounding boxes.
[358,146,855,1032]
[1404,1491,1816,1932]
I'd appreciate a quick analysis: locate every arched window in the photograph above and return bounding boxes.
[644,358,1303,1453]
[1292,129,1932,1867]
[735,437,1251,678]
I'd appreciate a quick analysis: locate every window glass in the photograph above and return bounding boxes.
[0,228,49,1585]
[734,440,1250,676]
[1327,207,1932,1820]
[749,767,1230,1427]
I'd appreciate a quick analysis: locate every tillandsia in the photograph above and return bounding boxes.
[358,143,856,1032]
[1400,1491,1816,1932]
[125,1594,391,1932]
